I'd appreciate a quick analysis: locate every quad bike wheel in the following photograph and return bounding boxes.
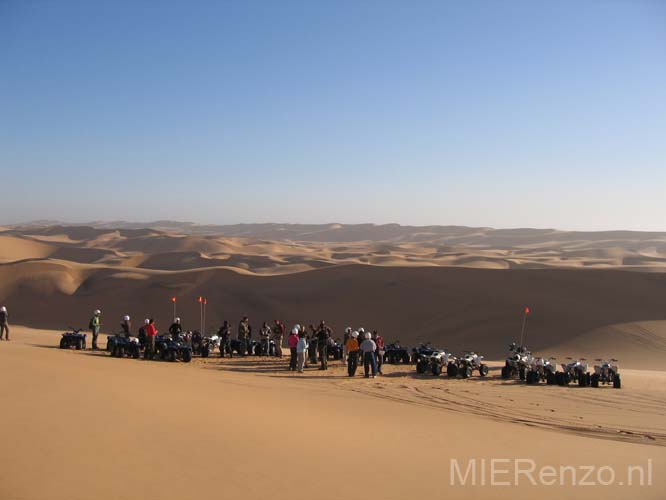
[500,365,510,379]
[402,353,411,364]
[182,350,192,363]
[447,362,458,377]
[167,350,177,362]
[59,338,67,349]
[526,370,538,384]
[479,364,489,377]
[461,365,472,379]
[613,374,621,389]
[556,372,564,386]
[416,360,428,374]
[519,367,526,381]
[431,363,442,376]
[201,346,210,358]
[76,339,83,350]
[132,347,140,359]
[546,371,556,385]
[590,373,600,388]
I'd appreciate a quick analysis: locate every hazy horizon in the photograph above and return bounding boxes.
[2,1,665,231]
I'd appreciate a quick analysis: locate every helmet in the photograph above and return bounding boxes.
[345,327,352,334]
[294,324,301,331]
[0,306,6,312]
[291,327,299,335]
[358,327,365,333]
[175,317,181,323]
[144,318,150,325]
[123,315,130,321]
[364,332,371,339]
[351,331,359,339]
[94,309,101,315]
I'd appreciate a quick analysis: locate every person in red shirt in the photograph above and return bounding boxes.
[144,318,158,359]
[372,330,385,375]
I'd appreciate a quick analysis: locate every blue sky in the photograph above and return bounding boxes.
[1,0,664,230]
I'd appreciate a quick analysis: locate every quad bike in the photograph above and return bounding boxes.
[414,347,444,374]
[525,357,558,385]
[411,343,436,364]
[429,350,457,376]
[191,331,221,358]
[454,351,489,378]
[591,359,621,389]
[107,334,141,359]
[146,335,192,362]
[59,328,87,350]
[558,358,591,387]
[383,343,412,364]
[327,340,343,360]
[501,342,533,380]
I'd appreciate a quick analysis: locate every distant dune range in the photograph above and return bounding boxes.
[1,223,665,367]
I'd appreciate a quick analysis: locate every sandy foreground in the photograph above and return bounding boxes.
[0,326,664,500]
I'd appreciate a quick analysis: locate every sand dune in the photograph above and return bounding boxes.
[0,326,664,500]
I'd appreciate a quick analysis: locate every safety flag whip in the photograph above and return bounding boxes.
[520,306,530,347]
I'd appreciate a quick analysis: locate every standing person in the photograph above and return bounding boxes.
[144,318,158,359]
[137,319,149,348]
[287,327,299,371]
[0,306,8,341]
[307,324,318,365]
[296,331,308,373]
[315,321,332,370]
[373,330,385,375]
[218,320,232,357]
[345,331,360,377]
[360,332,378,378]
[120,315,132,338]
[272,319,285,358]
[342,327,352,363]
[89,309,102,350]
[259,322,272,356]
[169,317,183,340]
[238,317,250,356]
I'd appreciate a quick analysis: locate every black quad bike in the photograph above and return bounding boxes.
[107,334,141,359]
[59,328,87,350]
[146,335,192,362]
[383,343,412,364]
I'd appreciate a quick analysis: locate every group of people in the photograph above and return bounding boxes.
[286,322,385,378]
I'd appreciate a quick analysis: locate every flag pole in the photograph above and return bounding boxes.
[172,297,177,320]
[519,307,529,346]
[203,298,207,335]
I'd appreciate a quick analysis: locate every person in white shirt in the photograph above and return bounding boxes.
[296,332,309,373]
[359,332,377,378]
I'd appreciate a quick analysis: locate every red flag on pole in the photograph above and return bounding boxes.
[171,297,176,303]
[204,298,207,305]
[524,306,530,315]
[198,296,203,303]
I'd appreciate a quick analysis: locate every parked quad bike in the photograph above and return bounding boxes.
[145,335,192,362]
[107,334,141,359]
[558,358,591,387]
[452,351,489,378]
[525,357,558,385]
[501,342,533,381]
[591,359,621,389]
[383,343,412,364]
[59,328,87,350]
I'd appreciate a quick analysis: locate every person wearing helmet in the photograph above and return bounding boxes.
[238,316,250,356]
[360,331,378,378]
[137,318,149,348]
[345,331,360,376]
[287,327,299,371]
[342,327,352,363]
[296,330,308,373]
[272,319,285,358]
[88,309,102,350]
[315,321,332,370]
[259,322,272,356]
[120,315,132,338]
[218,320,232,357]
[372,330,385,375]
[169,317,183,341]
[0,306,9,341]
[144,318,158,359]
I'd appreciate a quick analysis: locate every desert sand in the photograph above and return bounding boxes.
[0,326,664,500]
[0,223,665,499]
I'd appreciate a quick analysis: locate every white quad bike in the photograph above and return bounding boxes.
[453,351,489,378]
[558,358,591,387]
[416,349,454,375]
[430,350,457,376]
[525,357,558,385]
[501,343,533,381]
[591,359,621,389]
